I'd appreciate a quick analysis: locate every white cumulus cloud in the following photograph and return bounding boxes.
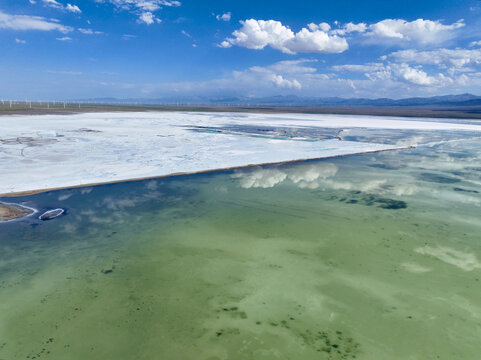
[332,61,455,87]
[221,19,348,54]
[0,10,73,32]
[181,29,191,38]
[331,22,367,35]
[332,63,385,73]
[270,74,301,89]
[387,48,481,71]
[137,12,161,25]
[221,18,464,52]
[65,4,81,13]
[268,59,318,74]
[231,60,316,90]
[216,12,231,22]
[107,0,180,9]
[308,22,331,32]
[101,0,180,25]
[366,18,464,44]
[394,64,443,86]
[78,28,103,34]
[42,0,81,13]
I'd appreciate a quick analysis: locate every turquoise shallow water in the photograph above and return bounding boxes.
[1,134,481,359]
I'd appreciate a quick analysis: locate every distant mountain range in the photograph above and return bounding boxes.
[82,93,481,107]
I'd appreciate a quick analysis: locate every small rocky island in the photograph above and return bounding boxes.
[0,202,35,222]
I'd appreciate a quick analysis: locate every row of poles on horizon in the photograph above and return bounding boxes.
[0,100,179,108]
[1,99,83,109]
[0,100,270,108]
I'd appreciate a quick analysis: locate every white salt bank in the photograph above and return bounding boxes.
[1,111,480,196]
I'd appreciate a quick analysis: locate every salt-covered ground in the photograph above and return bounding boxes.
[2,111,481,196]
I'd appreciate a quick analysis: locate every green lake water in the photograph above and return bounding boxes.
[1,134,481,359]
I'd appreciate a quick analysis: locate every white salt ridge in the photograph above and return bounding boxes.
[1,111,480,196]
[196,112,481,131]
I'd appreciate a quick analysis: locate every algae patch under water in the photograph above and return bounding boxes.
[1,137,481,359]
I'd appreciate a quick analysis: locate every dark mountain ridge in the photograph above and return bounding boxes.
[81,93,481,107]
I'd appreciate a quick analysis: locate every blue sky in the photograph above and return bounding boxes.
[1,0,481,100]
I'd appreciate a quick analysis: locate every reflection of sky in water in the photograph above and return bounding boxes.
[1,132,481,359]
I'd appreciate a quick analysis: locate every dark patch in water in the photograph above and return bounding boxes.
[453,187,479,194]
[337,193,407,210]
[369,163,402,170]
[219,306,247,319]
[287,249,308,256]
[445,152,471,159]
[223,307,238,311]
[215,328,240,337]
[299,329,360,359]
[374,197,407,210]
[417,172,461,184]
[450,171,467,177]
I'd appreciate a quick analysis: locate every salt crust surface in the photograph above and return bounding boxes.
[2,111,481,195]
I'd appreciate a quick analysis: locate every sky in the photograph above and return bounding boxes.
[1,0,481,100]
